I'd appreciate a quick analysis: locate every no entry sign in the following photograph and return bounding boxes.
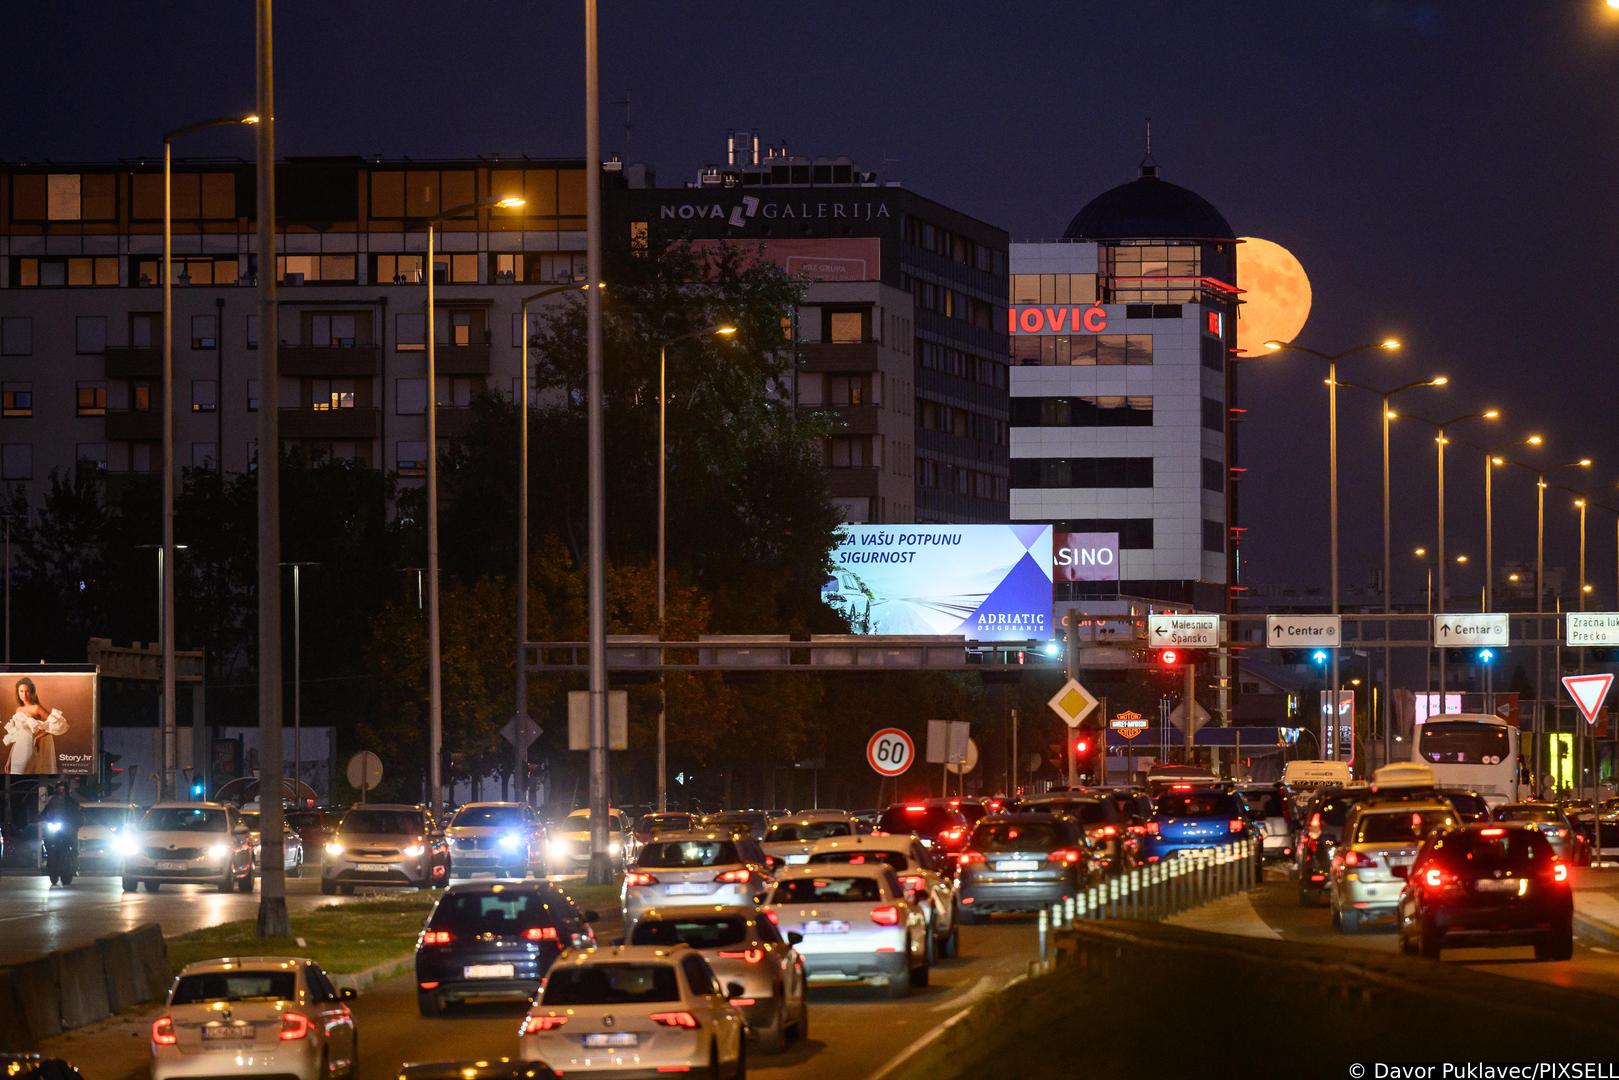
[867,727,916,777]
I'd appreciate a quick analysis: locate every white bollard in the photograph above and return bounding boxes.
[1038,907,1049,965]
[1064,894,1076,925]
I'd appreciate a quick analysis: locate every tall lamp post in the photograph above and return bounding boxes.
[1418,409,1500,695]
[281,562,317,804]
[419,193,525,815]
[1413,547,1435,693]
[1263,337,1401,759]
[1575,498,1589,612]
[655,324,736,812]
[162,112,257,801]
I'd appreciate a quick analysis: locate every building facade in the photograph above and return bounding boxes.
[1009,159,1241,611]
[0,157,588,500]
[605,143,1010,524]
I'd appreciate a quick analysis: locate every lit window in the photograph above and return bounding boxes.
[2,384,33,418]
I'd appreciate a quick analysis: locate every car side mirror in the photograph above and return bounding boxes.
[584,910,601,923]
[787,931,804,947]
[725,981,746,999]
[339,987,358,1001]
[1391,865,1409,879]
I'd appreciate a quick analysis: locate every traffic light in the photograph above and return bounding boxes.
[1156,648,1182,667]
[1155,648,1201,668]
[190,780,205,799]
[1311,648,1330,667]
[1475,647,1496,665]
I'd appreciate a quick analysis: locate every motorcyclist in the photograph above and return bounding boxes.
[42,781,83,884]
[42,780,83,835]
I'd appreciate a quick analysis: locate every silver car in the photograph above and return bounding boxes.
[1493,802,1578,860]
[1329,801,1456,933]
[76,801,139,873]
[118,802,256,893]
[321,803,451,894]
[804,833,960,961]
[765,863,929,999]
[759,812,858,871]
[1238,784,1294,861]
[445,802,544,878]
[622,830,772,927]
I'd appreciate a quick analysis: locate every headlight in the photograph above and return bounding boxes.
[403,844,426,858]
[498,832,524,851]
[207,843,230,860]
[118,835,142,857]
[548,838,570,856]
[325,841,345,857]
[45,821,63,834]
[609,841,622,855]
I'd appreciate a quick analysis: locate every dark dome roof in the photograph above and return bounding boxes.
[1063,164,1234,243]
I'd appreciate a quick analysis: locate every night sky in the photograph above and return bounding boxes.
[5,1,1618,603]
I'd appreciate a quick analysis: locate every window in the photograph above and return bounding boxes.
[828,436,869,468]
[278,254,357,285]
[75,443,107,473]
[1201,337,1226,373]
[0,445,32,481]
[396,378,427,415]
[76,382,107,417]
[245,439,258,471]
[432,253,479,285]
[1010,274,1098,305]
[131,382,155,411]
[191,443,218,471]
[130,444,154,473]
[1008,457,1153,489]
[41,173,115,221]
[1,318,31,355]
[310,379,356,411]
[827,310,865,344]
[246,315,259,350]
[1202,457,1225,492]
[131,171,236,221]
[368,171,405,218]
[134,256,237,286]
[12,256,119,287]
[397,441,428,477]
[1011,333,1150,367]
[375,254,424,285]
[828,375,864,406]
[131,313,159,349]
[307,312,367,347]
[441,310,483,347]
[396,313,425,352]
[492,253,524,283]
[1009,396,1153,427]
[191,315,217,349]
[246,379,260,412]
[1202,397,1225,432]
[435,377,475,408]
[629,221,649,256]
[2,384,32,418]
[76,317,107,354]
[191,380,218,413]
[1203,519,1226,554]
[1053,518,1154,550]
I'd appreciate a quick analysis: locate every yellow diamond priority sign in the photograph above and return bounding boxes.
[1048,678,1100,729]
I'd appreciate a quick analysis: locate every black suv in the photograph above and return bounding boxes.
[1295,785,1372,906]
[415,880,599,1014]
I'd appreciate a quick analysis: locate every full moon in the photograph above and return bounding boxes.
[1236,237,1312,356]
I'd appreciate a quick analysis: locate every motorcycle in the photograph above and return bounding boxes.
[42,821,78,886]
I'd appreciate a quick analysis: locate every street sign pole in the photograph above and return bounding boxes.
[1066,609,1078,787]
[1184,661,1195,762]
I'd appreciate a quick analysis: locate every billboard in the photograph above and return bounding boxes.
[690,237,880,282]
[1054,532,1120,583]
[822,525,1053,642]
[4,670,97,776]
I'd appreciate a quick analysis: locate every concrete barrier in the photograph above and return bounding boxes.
[57,943,111,1029]
[14,954,63,1043]
[126,923,170,1004]
[97,933,141,1014]
[0,965,34,1051]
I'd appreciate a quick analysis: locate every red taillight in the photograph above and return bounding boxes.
[524,1015,569,1034]
[905,805,926,813]
[1144,822,1160,836]
[625,871,659,887]
[764,910,779,925]
[650,1011,699,1028]
[1308,812,1322,839]
[714,868,751,884]
[1343,850,1378,869]
[1480,827,1505,837]
[1093,825,1119,839]
[1046,848,1083,865]
[719,948,766,964]
[1424,867,1448,889]
[957,851,986,866]
[763,855,777,869]
[1553,862,1569,883]
[870,905,901,926]
[1170,784,1192,791]
[988,801,1004,813]
[152,1017,177,1046]
[419,981,440,990]
[421,930,453,945]
[524,926,559,941]
[938,827,964,844]
[1229,819,1246,833]
[898,874,926,894]
[728,998,756,1007]
[279,1013,312,1041]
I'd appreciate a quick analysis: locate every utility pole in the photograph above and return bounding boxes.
[1064,612,1077,788]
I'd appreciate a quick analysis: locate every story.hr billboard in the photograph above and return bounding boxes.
[823,525,1054,642]
[4,670,98,776]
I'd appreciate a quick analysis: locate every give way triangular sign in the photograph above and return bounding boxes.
[1562,673,1615,725]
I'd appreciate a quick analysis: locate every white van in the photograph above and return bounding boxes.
[1282,760,1352,791]
[1371,761,1437,790]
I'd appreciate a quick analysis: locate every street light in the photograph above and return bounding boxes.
[280,562,317,805]
[419,193,525,814]
[1575,498,1589,613]
[161,112,257,802]
[1412,547,1435,693]
[656,324,737,812]
[1262,336,1402,758]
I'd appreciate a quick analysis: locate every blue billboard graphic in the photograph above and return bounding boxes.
[822,525,1054,642]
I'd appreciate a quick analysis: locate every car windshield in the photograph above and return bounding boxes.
[1356,810,1455,843]
[1418,721,1510,765]
[171,971,296,1005]
[807,849,909,872]
[1242,791,1287,817]
[1430,828,1553,872]
[1496,806,1561,823]
[238,813,261,830]
[80,806,132,827]
[766,821,852,842]
[970,821,1067,852]
[637,840,741,869]
[1317,791,1370,828]
[773,876,883,903]
[1155,793,1239,818]
[142,808,226,833]
[628,917,749,950]
[451,806,526,828]
[540,964,679,1005]
[1023,800,1108,824]
[1442,793,1491,821]
[429,888,561,932]
[341,809,424,835]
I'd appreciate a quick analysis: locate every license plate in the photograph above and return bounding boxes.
[583,1033,639,1048]
[803,920,850,934]
[202,1025,250,1041]
[995,859,1038,871]
[1475,879,1520,892]
[355,863,392,872]
[464,963,515,979]
[664,883,710,896]
[785,854,810,865]
[156,861,188,871]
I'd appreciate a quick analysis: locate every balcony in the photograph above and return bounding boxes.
[104,347,161,379]
[104,409,161,442]
[812,403,884,435]
[826,465,882,499]
[798,341,880,373]
[279,406,381,440]
[435,343,492,375]
[279,344,381,377]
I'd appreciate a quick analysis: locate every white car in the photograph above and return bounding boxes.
[803,833,960,961]
[151,957,358,1080]
[622,830,772,927]
[76,801,139,873]
[759,811,858,870]
[547,808,634,873]
[518,944,746,1078]
[765,863,929,999]
[446,801,545,878]
[119,802,255,894]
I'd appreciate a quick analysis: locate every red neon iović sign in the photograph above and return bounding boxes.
[1008,304,1108,334]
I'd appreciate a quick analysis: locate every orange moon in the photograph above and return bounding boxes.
[1236,237,1312,356]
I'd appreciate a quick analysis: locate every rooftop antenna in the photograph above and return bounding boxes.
[611,89,634,150]
[1140,116,1159,178]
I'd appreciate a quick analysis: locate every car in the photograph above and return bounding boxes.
[1493,802,1581,861]
[546,807,634,873]
[876,803,970,858]
[1294,785,1372,906]
[1236,784,1294,861]
[415,880,598,1014]
[118,802,256,894]
[150,956,358,1080]
[633,812,696,846]
[0,1055,87,1080]
[321,803,450,894]
[1328,801,1457,933]
[1140,786,1256,863]
[701,809,772,841]
[1018,794,1133,873]
[765,863,930,998]
[239,811,306,877]
[760,811,859,870]
[74,801,139,873]
[397,1058,558,1080]
[622,829,772,927]
[518,944,746,1078]
[933,797,992,830]
[627,906,808,1053]
[1397,822,1574,960]
[445,802,545,879]
[1437,788,1493,824]
[804,832,961,960]
[285,808,339,859]
[1568,798,1619,863]
[953,813,1098,919]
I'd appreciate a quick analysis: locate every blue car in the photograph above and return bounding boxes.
[1141,787,1253,862]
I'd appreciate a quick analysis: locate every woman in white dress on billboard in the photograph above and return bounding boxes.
[5,676,68,774]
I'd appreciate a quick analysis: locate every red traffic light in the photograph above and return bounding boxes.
[1159,648,1180,666]
[1075,738,1090,755]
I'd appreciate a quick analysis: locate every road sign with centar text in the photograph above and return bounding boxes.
[1433,613,1508,648]
[1266,615,1341,648]
[1148,613,1219,649]
[1566,612,1619,648]
[1563,674,1615,726]
[1048,678,1100,728]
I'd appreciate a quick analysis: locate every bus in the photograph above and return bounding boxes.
[1410,712,1519,806]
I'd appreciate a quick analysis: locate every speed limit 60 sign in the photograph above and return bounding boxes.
[867,727,915,777]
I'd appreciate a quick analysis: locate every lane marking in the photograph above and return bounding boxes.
[930,975,995,1013]
[870,973,1028,1080]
